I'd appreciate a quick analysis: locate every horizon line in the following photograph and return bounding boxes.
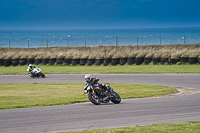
[0,26,200,31]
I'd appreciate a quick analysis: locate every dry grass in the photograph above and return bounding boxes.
[0,44,200,59]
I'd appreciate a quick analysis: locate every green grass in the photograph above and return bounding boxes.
[0,83,176,109]
[61,121,200,133]
[0,64,200,75]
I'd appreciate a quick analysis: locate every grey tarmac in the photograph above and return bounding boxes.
[0,74,200,133]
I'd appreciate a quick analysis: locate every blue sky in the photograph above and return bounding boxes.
[0,0,200,30]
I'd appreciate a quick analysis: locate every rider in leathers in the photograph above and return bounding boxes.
[27,64,35,74]
[84,74,113,100]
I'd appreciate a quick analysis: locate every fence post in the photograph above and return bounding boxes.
[46,39,48,47]
[116,37,118,46]
[159,36,161,45]
[84,38,86,47]
[101,38,103,46]
[136,37,138,46]
[184,36,186,44]
[9,40,10,48]
[67,38,69,46]
[27,40,29,48]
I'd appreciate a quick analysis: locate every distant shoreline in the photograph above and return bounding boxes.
[0,27,200,48]
[1,26,200,31]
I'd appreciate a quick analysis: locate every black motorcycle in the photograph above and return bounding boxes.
[84,78,121,105]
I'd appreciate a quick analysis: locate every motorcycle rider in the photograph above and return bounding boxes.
[27,64,35,74]
[84,74,112,93]
[84,74,121,104]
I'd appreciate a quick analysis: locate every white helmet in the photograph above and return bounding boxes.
[29,64,33,69]
[85,74,92,82]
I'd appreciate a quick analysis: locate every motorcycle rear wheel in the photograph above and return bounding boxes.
[111,91,121,104]
[88,93,101,105]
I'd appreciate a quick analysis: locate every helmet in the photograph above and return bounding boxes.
[29,64,33,69]
[85,74,92,82]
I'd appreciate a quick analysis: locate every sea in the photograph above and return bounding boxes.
[0,27,200,48]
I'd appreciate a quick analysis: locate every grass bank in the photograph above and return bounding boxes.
[0,64,200,75]
[62,121,200,133]
[1,44,200,59]
[0,83,176,109]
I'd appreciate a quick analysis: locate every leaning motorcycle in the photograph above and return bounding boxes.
[27,66,45,78]
[84,79,121,105]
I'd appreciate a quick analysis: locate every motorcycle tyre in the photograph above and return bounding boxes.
[111,91,121,104]
[40,73,45,78]
[88,93,101,105]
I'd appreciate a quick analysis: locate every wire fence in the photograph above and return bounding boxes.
[2,36,188,48]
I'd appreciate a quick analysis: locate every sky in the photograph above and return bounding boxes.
[0,0,200,30]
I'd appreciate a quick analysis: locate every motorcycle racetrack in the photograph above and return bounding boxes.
[0,74,200,133]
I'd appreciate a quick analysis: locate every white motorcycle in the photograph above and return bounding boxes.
[27,66,45,78]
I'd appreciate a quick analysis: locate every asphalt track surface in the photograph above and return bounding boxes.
[0,74,200,133]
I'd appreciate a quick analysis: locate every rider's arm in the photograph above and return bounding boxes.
[84,83,89,90]
[84,83,89,94]
[91,77,99,85]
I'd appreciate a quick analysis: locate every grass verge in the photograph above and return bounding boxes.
[0,64,200,75]
[0,83,176,109]
[61,121,200,133]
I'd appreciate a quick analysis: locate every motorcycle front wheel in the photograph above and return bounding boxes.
[88,92,101,105]
[40,73,45,78]
[111,91,121,104]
